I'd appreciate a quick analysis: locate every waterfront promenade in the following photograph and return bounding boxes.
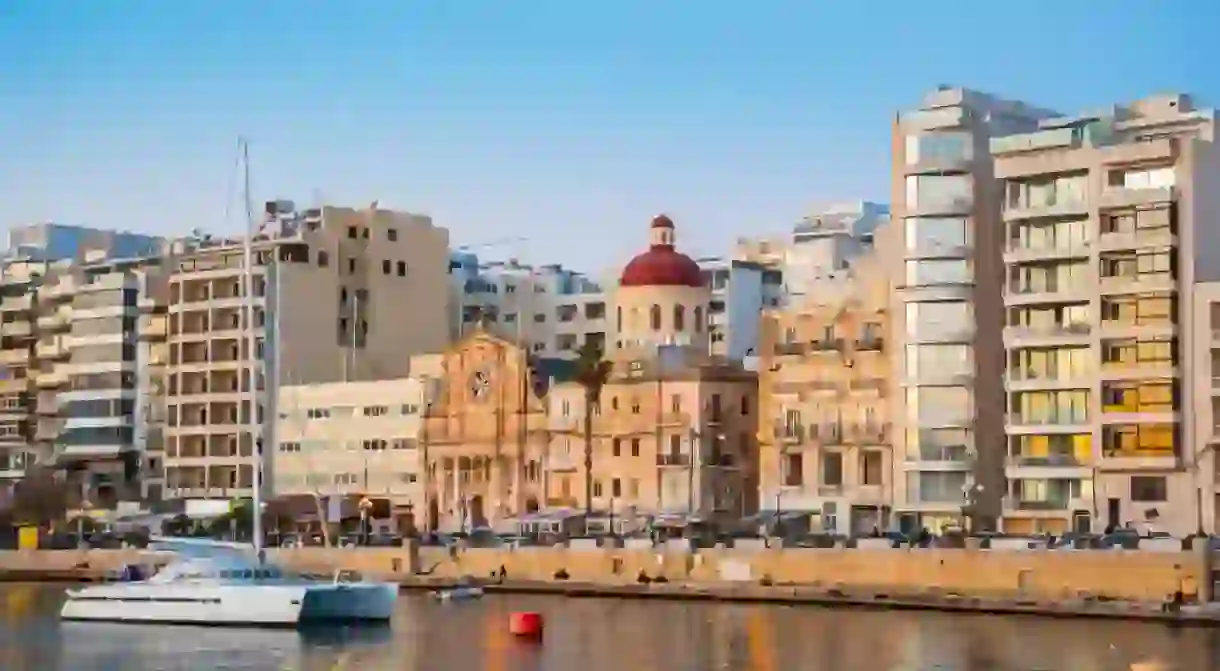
[2,536,1214,623]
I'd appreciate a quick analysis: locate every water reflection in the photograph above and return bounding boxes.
[3,586,1220,669]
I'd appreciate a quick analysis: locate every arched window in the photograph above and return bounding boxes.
[694,306,703,332]
[616,307,623,332]
[650,304,662,331]
[674,305,685,331]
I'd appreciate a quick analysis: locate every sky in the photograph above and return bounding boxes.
[0,1,1214,272]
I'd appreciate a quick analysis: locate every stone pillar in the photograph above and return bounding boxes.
[490,456,503,525]
[451,462,462,531]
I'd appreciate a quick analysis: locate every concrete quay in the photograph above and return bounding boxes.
[2,539,1216,623]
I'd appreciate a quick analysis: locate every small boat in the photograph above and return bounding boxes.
[60,536,399,627]
[432,586,485,602]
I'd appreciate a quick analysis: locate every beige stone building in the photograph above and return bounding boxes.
[756,230,894,534]
[163,203,450,506]
[419,216,759,532]
[993,94,1219,536]
[273,377,433,525]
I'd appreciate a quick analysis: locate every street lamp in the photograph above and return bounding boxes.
[358,496,373,546]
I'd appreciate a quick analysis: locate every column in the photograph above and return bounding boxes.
[490,456,502,524]
[451,460,462,531]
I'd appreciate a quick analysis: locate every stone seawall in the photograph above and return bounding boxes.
[2,544,1211,610]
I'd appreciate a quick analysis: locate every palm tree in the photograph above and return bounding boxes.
[573,341,612,518]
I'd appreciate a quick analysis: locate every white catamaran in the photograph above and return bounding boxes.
[60,139,399,627]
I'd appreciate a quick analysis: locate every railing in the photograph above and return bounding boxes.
[657,453,691,467]
[1007,453,1084,467]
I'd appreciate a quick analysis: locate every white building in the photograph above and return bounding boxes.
[450,252,611,357]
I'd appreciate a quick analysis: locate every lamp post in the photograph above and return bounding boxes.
[358,496,373,546]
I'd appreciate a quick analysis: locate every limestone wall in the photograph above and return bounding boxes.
[0,545,1207,604]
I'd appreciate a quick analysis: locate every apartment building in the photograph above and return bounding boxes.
[892,87,1059,533]
[274,377,433,529]
[5,222,163,264]
[451,254,611,358]
[1194,283,1220,533]
[163,202,450,508]
[993,93,1218,536]
[0,244,170,506]
[695,257,782,360]
[756,225,895,535]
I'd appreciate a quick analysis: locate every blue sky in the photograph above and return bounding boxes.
[0,1,1213,271]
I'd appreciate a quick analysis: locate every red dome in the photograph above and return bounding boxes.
[620,215,704,288]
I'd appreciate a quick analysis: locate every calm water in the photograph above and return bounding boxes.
[0,584,1217,670]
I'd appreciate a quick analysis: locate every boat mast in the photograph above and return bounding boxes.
[240,137,265,564]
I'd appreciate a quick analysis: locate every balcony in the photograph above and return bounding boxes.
[1006,453,1085,468]
[1099,186,1175,210]
[1003,323,1090,348]
[1099,273,1176,295]
[0,348,30,365]
[1005,283,1090,307]
[1003,242,1091,265]
[1098,319,1176,340]
[1099,361,1178,381]
[1005,370,1091,392]
[773,342,806,356]
[774,423,805,444]
[36,309,70,331]
[1097,228,1177,253]
[1002,198,1088,222]
[1006,413,1090,434]
[34,336,68,359]
[0,321,32,338]
[1003,494,1087,512]
[853,337,884,352]
[657,453,691,467]
[545,454,578,473]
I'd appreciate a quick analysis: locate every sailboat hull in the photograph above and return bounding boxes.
[60,582,399,627]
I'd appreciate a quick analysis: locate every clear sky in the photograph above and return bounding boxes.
[0,1,1213,271]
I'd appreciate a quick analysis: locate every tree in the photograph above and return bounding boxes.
[8,467,75,526]
[574,341,612,519]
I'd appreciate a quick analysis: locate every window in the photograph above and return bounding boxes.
[906,301,972,340]
[905,131,973,165]
[1012,390,1089,425]
[347,226,358,239]
[821,452,843,486]
[612,438,621,457]
[1004,174,1087,210]
[905,174,972,212]
[670,394,681,413]
[592,481,603,498]
[669,434,681,453]
[782,453,803,487]
[1130,476,1168,502]
[397,261,406,277]
[673,305,685,331]
[905,386,970,427]
[1110,166,1175,189]
[382,260,391,274]
[388,228,398,241]
[905,344,972,377]
[905,259,971,286]
[363,406,389,417]
[861,451,882,486]
[347,259,356,274]
[905,217,969,255]
[650,305,662,331]
[612,478,622,497]
[907,471,967,503]
[693,307,703,332]
[630,438,640,457]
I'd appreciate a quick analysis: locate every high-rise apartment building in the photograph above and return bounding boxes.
[993,93,1218,536]
[162,202,450,510]
[0,233,169,506]
[892,87,1058,533]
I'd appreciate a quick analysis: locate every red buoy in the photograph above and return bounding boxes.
[508,611,544,639]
